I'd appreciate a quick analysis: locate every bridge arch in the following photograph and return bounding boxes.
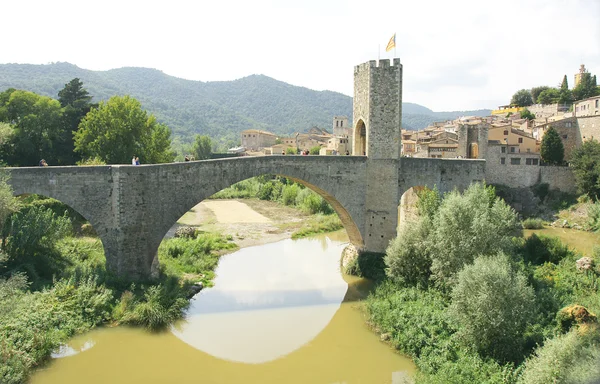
[152,159,367,274]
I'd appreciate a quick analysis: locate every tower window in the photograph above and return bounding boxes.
[518,138,523,143]
[504,130,509,135]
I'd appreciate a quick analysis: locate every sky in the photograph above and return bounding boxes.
[2,0,599,111]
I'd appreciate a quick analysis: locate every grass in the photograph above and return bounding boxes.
[291,213,342,239]
[522,218,544,229]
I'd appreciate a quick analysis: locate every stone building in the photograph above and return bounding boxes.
[456,122,488,159]
[352,59,401,157]
[241,129,277,151]
[533,115,600,160]
[488,124,537,154]
[574,95,600,117]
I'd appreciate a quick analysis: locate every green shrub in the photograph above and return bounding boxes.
[416,186,441,220]
[309,146,321,155]
[285,147,297,155]
[430,183,521,288]
[517,330,600,384]
[281,184,300,206]
[120,280,189,331]
[522,234,574,265]
[448,252,535,363]
[588,201,600,231]
[4,206,72,282]
[522,218,544,229]
[385,218,432,287]
[344,251,386,281]
[256,181,275,200]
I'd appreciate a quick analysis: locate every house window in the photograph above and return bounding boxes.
[563,135,568,139]
[532,159,539,165]
[340,121,343,128]
[510,147,516,153]
[526,158,532,165]
[566,122,572,128]
[596,100,599,108]
[504,130,509,135]
[501,147,506,153]
[511,158,521,165]
[500,157,505,164]
[518,138,523,143]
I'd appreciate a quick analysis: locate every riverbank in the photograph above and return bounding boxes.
[166,198,341,249]
[360,184,600,384]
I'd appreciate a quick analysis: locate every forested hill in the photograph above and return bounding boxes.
[0,62,490,141]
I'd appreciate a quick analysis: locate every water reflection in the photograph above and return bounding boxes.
[172,236,349,363]
[30,231,416,384]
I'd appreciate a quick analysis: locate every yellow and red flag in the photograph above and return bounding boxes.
[385,33,396,52]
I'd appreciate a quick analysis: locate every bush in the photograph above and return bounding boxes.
[281,184,300,206]
[588,201,600,231]
[430,183,520,288]
[4,206,72,281]
[119,280,189,331]
[174,226,198,239]
[448,252,535,363]
[522,218,544,229]
[385,218,432,287]
[517,330,600,384]
[522,233,574,265]
[309,146,321,155]
[556,304,597,332]
[256,181,275,200]
[343,251,386,281]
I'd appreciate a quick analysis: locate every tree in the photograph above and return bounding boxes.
[448,252,535,362]
[0,173,20,248]
[0,90,65,166]
[540,126,564,165]
[560,74,569,91]
[510,89,533,107]
[531,86,551,104]
[429,183,520,288]
[536,88,560,105]
[520,108,535,121]
[570,139,600,200]
[74,95,175,164]
[57,79,96,164]
[192,135,212,160]
[573,72,600,101]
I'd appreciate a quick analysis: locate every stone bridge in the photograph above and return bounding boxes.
[6,156,484,279]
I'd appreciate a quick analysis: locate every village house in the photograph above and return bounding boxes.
[241,129,277,151]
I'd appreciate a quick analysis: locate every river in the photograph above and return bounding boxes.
[30,230,415,384]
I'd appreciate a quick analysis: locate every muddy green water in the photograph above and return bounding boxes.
[524,226,600,256]
[30,231,415,384]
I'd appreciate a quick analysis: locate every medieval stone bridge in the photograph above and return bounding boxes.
[6,156,484,279]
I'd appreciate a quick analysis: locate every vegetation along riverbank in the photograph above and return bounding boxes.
[349,182,600,383]
[0,173,344,384]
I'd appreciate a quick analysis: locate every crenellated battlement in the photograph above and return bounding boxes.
[354,58,401,74]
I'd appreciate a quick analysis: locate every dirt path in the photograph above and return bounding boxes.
[165,199,310,249]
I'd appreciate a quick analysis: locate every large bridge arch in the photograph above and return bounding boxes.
[151,157,367,269]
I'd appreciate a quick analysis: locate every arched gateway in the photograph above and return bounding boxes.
[6,59,485,280]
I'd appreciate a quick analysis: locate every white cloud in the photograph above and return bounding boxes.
[2,0,599,111]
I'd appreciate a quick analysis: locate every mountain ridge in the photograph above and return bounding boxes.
[0,62,491,142]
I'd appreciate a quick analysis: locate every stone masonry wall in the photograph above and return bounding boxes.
[540,166,577,194]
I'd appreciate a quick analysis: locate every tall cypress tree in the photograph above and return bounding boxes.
[540,126,564,165]
[57,79,96,164]
[560,75,568,90]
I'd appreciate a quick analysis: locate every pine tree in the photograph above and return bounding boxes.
[540,126,564,165]
[560,75,568,90]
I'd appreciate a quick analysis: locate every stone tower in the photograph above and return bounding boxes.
[352,59,403,158]
[333,116,349,136]
[352,58,403,252]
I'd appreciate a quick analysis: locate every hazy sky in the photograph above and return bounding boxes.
[2,0,599,111]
